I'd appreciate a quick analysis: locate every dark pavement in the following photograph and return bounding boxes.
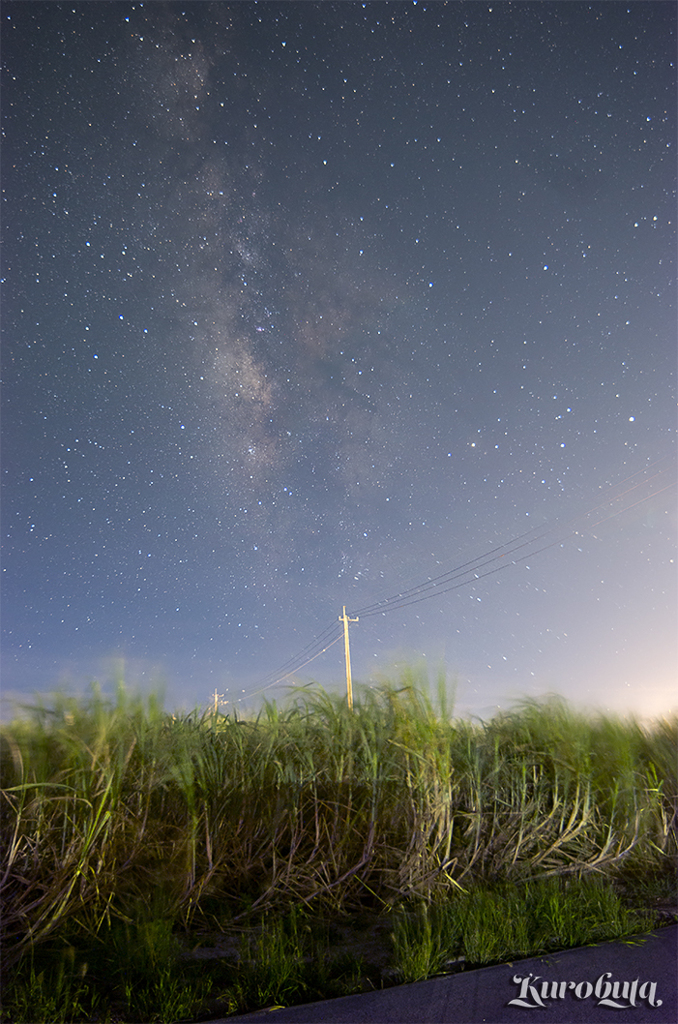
[210,924,677,1024]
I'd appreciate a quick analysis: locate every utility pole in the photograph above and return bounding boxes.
[212,689,226,716]
[339,605,359,710]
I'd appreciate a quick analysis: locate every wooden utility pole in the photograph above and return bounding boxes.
[212,689,226,716]
[339,606,359,710]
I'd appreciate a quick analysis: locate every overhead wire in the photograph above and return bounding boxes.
[250,619,343,687]
[229,455,675,706]
[350,458,676,619]
[349,458,672,620]
[238,631,344,704]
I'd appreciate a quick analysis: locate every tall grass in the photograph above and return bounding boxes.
[1,676,675,998]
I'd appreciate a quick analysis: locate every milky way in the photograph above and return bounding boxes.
[2,2,675,718]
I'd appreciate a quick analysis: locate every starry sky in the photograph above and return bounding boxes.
[2,1,676,719]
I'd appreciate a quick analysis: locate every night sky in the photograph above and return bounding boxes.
[2,1,676,719]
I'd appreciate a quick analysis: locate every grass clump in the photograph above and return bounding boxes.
[1,675,675,1021]
[1,947,100,1024]
[391,876,657,982]
[225,907,366,1016]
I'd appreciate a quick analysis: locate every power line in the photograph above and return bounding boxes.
[248,620,343,689]
[253,633,344,695]
[217,628,344,709]
[224,456,675,708]
[350,458,676,620]
[258,620,342,679]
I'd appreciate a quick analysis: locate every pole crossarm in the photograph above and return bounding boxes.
[339,605,359,710]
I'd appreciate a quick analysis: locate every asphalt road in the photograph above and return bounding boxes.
[207,924,677,1024]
